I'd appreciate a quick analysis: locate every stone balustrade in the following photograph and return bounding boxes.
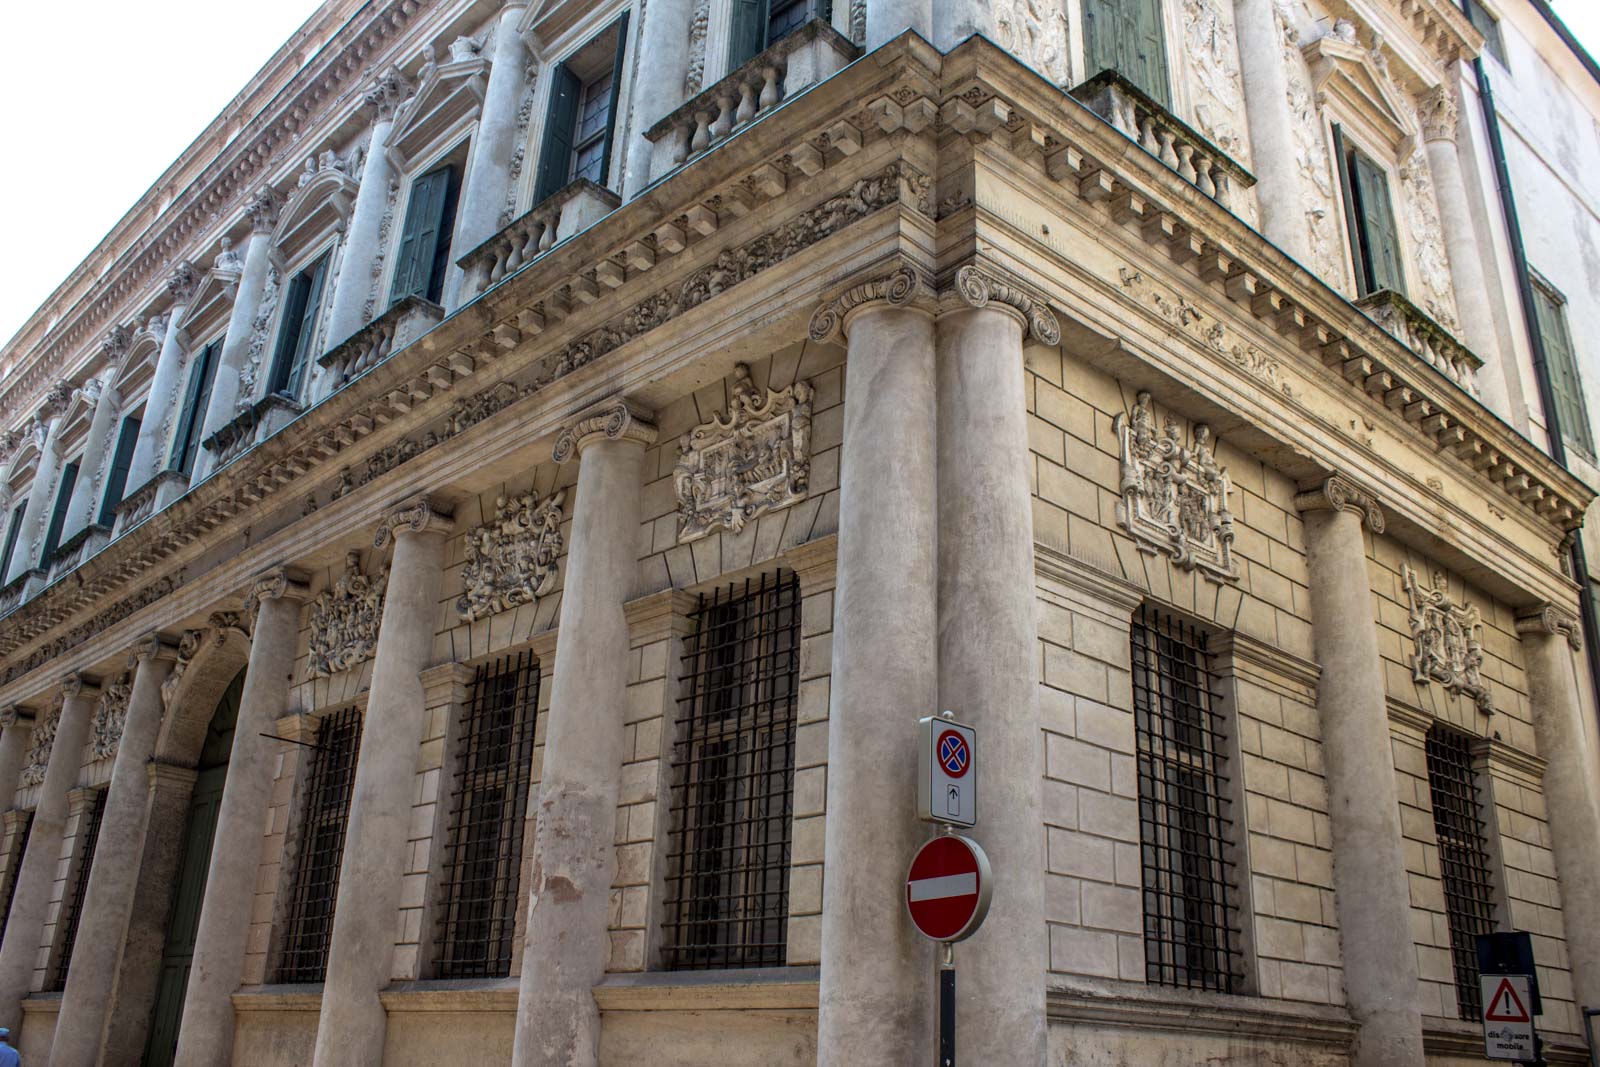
[204,394,304,470]
[1070,71,1255,213]
[320,296,444,385]
[458,180,621,299]
[0,575,27,619]
[47,524,109,583]
[644,18,857,176]
[1357,288,1483,396]
[113,469,188,539]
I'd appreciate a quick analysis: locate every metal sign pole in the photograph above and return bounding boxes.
[939,942,955,1067]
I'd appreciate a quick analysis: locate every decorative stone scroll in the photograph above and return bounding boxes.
[21,695,63,788]
[307,550,388,677]
[91,672,132,760]
[373,494,455,548]
[1516,603,1583,651]
[1292,474,1385,532]
[458,489,567,622]
[552,401,658,462]
[1402,564,1492,715]
[807,266,923,342]
[674,364,814,543]
[1114,391,1238,582]
[951,266,1061,344]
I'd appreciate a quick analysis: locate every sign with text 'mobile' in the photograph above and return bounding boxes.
[1480,974,1535,1061]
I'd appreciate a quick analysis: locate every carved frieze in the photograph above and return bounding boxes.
[307,551,387,677]
[92,672,132,760]
[1402,564,1492,715]
[1181,0,1249,164]
[995,0,1070,86]
[674,364,814,543]
[457,490,567,621]
[21,696,62,788]
[1114,391,1238,582]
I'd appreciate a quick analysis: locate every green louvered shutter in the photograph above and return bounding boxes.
[1533,283,1594,456]
[1,502,25,579]
[729,0,767,69]
[534,65,583,205]
[389,165,457,306]
[171,340,219,476]
[40,460,79,564]
[597,12,630,189]
[98,415,142,527]
[1352,153,1406,296]
[283,255,329,398]
[1083,0,1171,108]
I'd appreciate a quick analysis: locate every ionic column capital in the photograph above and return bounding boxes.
[1293,474,1386,532]
[1417,84,1459,144]
[128,633,181,668]
[941,265,1062,345]
[374,494,456,547]
[552,400,658,462]
[60,673,100,702]
[250,566,312,605]
[808,265,934,343]
[0,707,34,730]
[1516,603,1584,650]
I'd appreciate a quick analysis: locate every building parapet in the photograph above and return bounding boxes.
[1356,288,1483,397]
[458,180,621,300]
[320,295,445,386]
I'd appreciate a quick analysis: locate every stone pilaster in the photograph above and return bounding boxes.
[5,389,69,584]
[933,0,996,51]
[50,634,178,1067]
[1232,0,1311,263]
[511,400,656,1067]
[1294,476,1424,1067]
[128,261,199,489]
[173,568,309,1067]
[312,498,454,1067]
[624,0,698,197]
[867,0,931,50]
[935,266,1056,1063]
[809,267,938,1065]
[0,707,37,812]
[0,675,99,1026]
[1514,603,1600,1013]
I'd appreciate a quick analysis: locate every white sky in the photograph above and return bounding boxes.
[1,0,1598,353]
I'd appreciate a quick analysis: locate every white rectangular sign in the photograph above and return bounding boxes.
[917,715,976,828]
[1480,974,1535,1061]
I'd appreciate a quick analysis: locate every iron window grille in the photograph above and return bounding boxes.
[274,706,363,984]
[1426,724,1497,1020]
[1131,605,1244,993]
[434,651,540,979]
[49,789,108,991]
[0,813,33,945]
[663,572,800,971]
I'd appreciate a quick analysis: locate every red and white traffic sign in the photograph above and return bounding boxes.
[906,835,992,943]
[918,715,977,828]
[1480,974,1535,1060]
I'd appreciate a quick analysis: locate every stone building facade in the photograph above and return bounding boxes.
[0,0,1597,1065]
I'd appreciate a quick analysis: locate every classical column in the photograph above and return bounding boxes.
[173,569,308,1067]
[128,262,199,490]
[50,635,177,1067]
[935,268,1055,1063]
[867,0,932,49]
[0,708,35,811]
[1514,605,1600,1013]
[323,71,408,350]
[1295,477,1424,1067]
[1232,0,1312,263]
[622,0,698,198]
[5,384,72,584]
[933,0,995,51]
[511,401,656,1067]
[807,268,937,1065]
[195,186,281,479]
[1418,85,1509,411]
[311,498,453,1067]
[450,5,532,310]
[0,675,98,1025]
[61,373,121,540]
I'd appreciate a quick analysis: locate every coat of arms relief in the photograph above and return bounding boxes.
[1402,564,1492,715]
[1114,391,1239,582]
[673,363,814,543]
[307,551,387,677]
[456,489,567,622]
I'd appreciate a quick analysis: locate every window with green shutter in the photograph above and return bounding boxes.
[170,338,221,477]
[0,502,25,580]
[1531,277,1594,456]
[40,459,80,565]
[1334,126,1406,298]
[534,15,629,205]
[1463,0,1506,68]
[1082,0,1171,108]
[266,253,330,400]
[727,0,830,70]
[389,163,461,307]
[98,413,142,527]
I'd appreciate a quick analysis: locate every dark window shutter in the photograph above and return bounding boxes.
[425,166,462,305]
[597,12,631,191]
[1534,285,1594,455]
[1352,154,1405,296]
[729,0,767,69]
[1,502,25,579]
[171,339,221,476]
[284,255,329,397]
[267,274,312,396]
[390,166,457,307]
[40,461,80,564]
[98,415,143,527]
[534,65,583,205]
[1083,0,1170,107]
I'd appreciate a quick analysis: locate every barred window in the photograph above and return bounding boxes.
[275,707,363,984]
[1131,605,1243,993]
[1426,724,1497,1019]
[663,573,800,971]
[49,790,107,990]
[0,813,32,945]
[434,652,540,979]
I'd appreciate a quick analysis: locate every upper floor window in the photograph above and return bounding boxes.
[1424,724,1496,1020]
[1462,0,1507,68]
[1083,0,1171,108]
[1333,125,1406,298]
[48,788,107,991]
[1129,605,1244,993]
[535,16,630,204]
[0,502,25,582]
[434,652,540,979]
[389,162,461,308]
[40,459,81,566]
[97,413,142,527]
[664,573,800,971]
[265,253,330,401]
[0,813,33,944]
[729,0,831,70]
[169,338,221,477]
[1530,275,1593,457]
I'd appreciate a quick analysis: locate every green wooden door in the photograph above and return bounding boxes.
[143,668,243,1067]
[1083,0,1171,108]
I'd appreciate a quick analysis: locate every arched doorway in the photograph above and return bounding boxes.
[143,665,244,1067]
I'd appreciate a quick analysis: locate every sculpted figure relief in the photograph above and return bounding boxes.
[457,489,567,622]
[91,672,132,760]
[21,697,61,788]
[307,550,387,677]
[674,363,814,543]
[1403,565,1492,714]
[1115,391,1238,582]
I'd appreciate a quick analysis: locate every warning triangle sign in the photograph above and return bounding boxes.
[1484,978,1531,1024]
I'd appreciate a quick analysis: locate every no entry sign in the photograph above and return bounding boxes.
[906,835,992,943]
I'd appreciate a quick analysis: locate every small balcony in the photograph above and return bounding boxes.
[320,295,444,385]
[1356,288,1482,396]
[46,523,110,583]
[458,179,621,300]
[1070,70,1255,214]
[204,393,303,469]
[113,469,189,538]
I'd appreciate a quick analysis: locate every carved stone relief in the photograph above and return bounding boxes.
[1114,391,1238,582]
[1118,269,1296,397]
[458,489,567,621]
[21,696,61,788]
[1398,140,1461,333]
[364,179,401,323]
[307,550,387,677]
[1181,0,1249,166]
[675,364,814,543]
[686,0,710,94]
[995,0,1070,86]
[1402,564,1492,714]
[501,65,541,229]
[239,267,282,409]
[91,672,132,760]
[1275,0,1348,289]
